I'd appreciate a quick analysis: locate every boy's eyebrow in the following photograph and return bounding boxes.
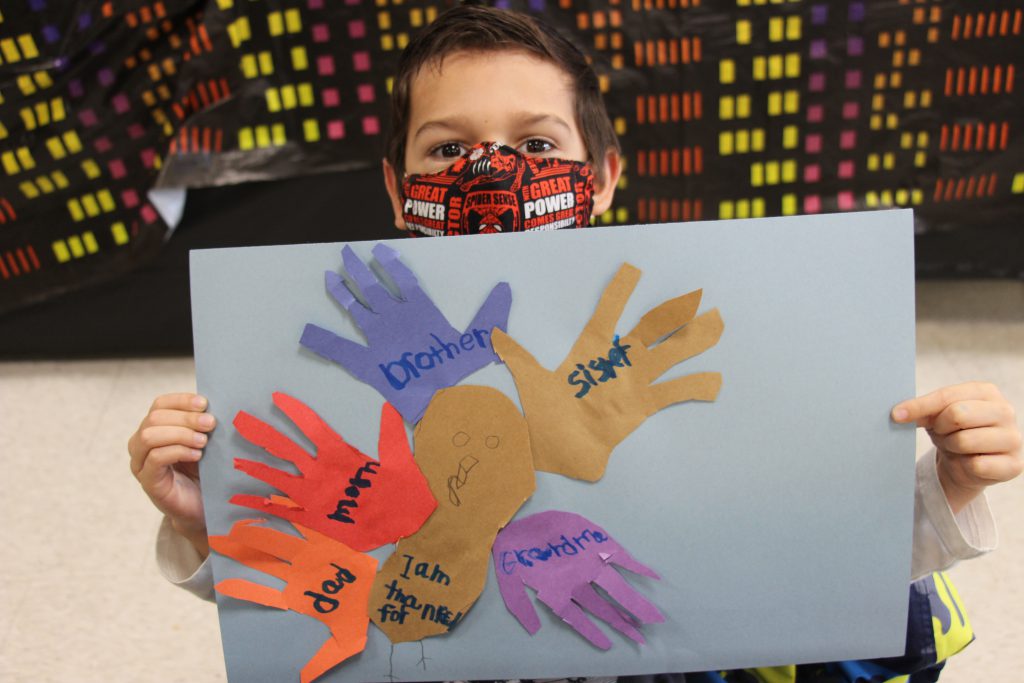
[412,112,573,142]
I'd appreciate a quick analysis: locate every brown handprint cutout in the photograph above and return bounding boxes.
[492,263,723,482]
[369,385,535,642]
[210,517,378,683]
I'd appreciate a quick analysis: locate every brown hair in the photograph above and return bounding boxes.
[385,3,620,182]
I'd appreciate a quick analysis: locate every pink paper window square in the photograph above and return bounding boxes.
[845,69,862,89]
[108,158,127,179]
[112,93,130,113]
[128,123,145,139]
[317,55,335,76]
[805,133,823,154]
[838,160,855,178]
[807,104,824,123]
[357,84,375,103]
[837,191,855,210]
[348,20,366,38]
[78,109,98,127]
[804,195,821,214]
[840,130,857,149]
[809,72,826,92]
[121,189,140,208]
[353,51,371,72]
[327,120,346,139]
[140,204,158,224]
[842,102,859,120]
[312,23,330,42]
[362,116,380,135]
[804,164,821,182]
[322,88,340,108]
[308,0,324,8]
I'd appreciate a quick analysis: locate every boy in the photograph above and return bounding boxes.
[129,4,1021,680]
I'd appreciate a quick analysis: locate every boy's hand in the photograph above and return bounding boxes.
[892,382,1023,514]
[128,393,216,557]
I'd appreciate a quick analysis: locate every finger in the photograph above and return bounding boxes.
[648,372,722,413]
[892,382,1003,428]
[234,409,315,473]
[372,243,424,303]
[299,325,376,384]
[132,443,202,479]
[209,522,289,580]
[302,635,366,683]
[234,458,303,500]
[229,494,308,533]
[324,271,375,331]
[273,392,365,466]
[342,245,394,311]
[493,565,542,634]
[646,309,724,379]
[594,567,665,625]
[145,408,217,432]
[627,289,702,346]
[376,402,412,469]
[543,593,613,650]
[945,452,1024,486]
[131,425,208,472]
[570,583,645,644]
[579,263,641,343]
[607,551,661,580]
[149,393,209,413]
[466,282,512,344]
[930,399,1017,437]
[215,578,288,610]
[937,426,1023,457]
[491,328,546,383]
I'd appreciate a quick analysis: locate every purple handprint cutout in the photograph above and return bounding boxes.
[300,243,512,423]
[492,510,664,650]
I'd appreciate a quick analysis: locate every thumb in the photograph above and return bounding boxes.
[376,402,413,469]
[467,281,512,339]
[491,328,544,383]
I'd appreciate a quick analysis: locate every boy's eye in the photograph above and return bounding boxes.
[433,142,466,159]
[521,139,554,155]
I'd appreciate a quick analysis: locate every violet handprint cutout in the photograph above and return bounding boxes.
[492,510,664,650]
[300,243,512,423]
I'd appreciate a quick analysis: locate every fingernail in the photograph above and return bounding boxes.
[190,448,203,459]
[192,395,208,409]
[193,432,208,446]
[892,407,909,422]
[198,414,216,429]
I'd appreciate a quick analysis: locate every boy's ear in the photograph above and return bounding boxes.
[591,149,622,217]
[382,158,409,231]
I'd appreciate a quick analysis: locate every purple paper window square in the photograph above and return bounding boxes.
[805,133,823,154]
[108,159,127,179]
[353,51,371,72]
[528,0,545,10]
[30,0,47,10]
[128,123,145,139]
[42,25,60,43]
[845,69,862,89]
[810,39,827,59]
[357,83,375,103]
[809,72,826,92]
[112,93,130,113]
[89,41,105,56]
[811,5,828,25]
[98,68,115,87]
[804,164,821,182]
[849,2,865,22]
[840,130,857,149]
[322,88,340,107]
[362,116,381,135]
[807,104,824,123]
[327,120,346,139]
[842,102,859,119]
[317,55,336,76]
[122,189,140,208]
[312,23,330,42]
[804,195,822,214]
[847,36,864,56]
[68,79,84,98]
[78,109,98,127]
[78,12,92,29]
[838,160,855,179]
[94,136,113,153]
[837,191,856,210]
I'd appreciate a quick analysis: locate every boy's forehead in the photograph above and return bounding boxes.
[411,48,573,94]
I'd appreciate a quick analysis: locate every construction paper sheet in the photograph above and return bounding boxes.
[369,386,536,643]
[210,518,379,683]
[493,510,664,650]
[191,211,917,681]
[231,392,436,551]
[493,264,723,481]
[300,243,512,423]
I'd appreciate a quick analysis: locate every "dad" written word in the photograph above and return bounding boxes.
[304,562,357,613]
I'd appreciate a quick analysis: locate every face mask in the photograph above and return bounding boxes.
[401,142,595,236]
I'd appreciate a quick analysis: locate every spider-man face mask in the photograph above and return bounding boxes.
[401,142,596,236]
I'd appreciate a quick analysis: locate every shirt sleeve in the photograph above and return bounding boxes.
[156,515,215,602]
[911,448,997,581]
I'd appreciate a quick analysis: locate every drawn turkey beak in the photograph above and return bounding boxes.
[447,455,479,507]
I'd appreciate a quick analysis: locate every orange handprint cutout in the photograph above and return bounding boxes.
[492,263,724,482]
[210,518,379,683]
[230,392,437,551]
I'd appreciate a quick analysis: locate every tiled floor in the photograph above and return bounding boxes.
[1,280,1020,682]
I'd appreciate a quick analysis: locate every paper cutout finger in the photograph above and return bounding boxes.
[300,244,512,423]
[492,510,664,650]
[492,263,723,481]
[210,519,379,683]
[369,386,536,642]
[230,392,436,551]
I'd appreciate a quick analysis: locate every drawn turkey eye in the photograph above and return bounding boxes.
[452,432,470,447]
[485,436,500,449]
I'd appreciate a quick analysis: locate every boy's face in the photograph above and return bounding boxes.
[383,49,620,231]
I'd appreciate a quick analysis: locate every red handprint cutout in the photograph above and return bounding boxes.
[230,392,437,551]
[211,518,378,683]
